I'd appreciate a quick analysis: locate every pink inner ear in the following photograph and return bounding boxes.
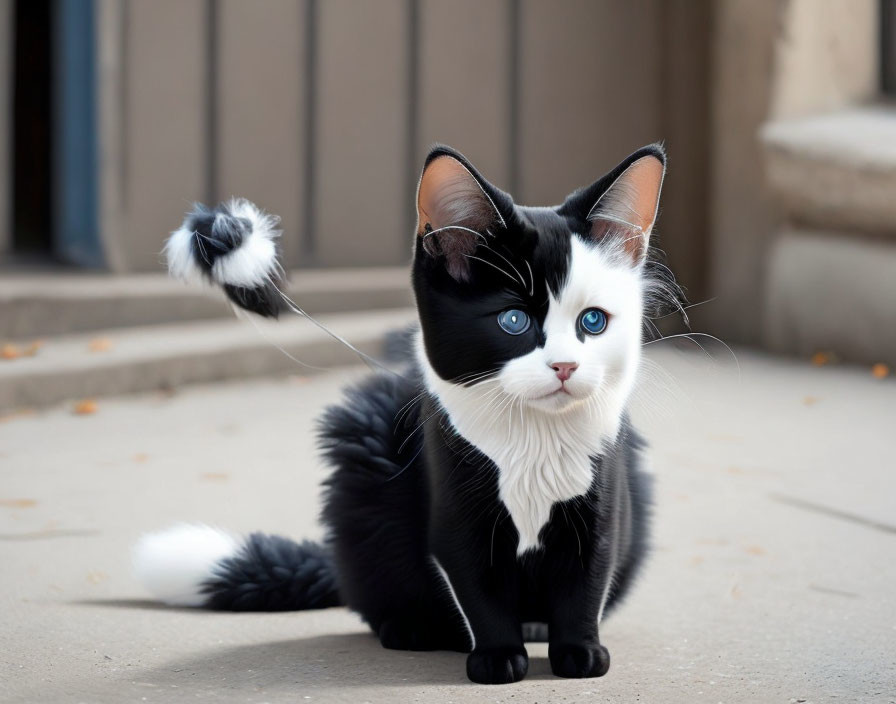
[416,156,497,235]
[588,155,665,262]
[416,156,499,281]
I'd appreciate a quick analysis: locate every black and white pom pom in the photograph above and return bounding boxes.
[165,198,284,317]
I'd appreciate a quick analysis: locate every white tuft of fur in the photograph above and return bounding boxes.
[132,524,240,607]
[164,223,204,284]
[164,198,281,289]
[211,198,281,288]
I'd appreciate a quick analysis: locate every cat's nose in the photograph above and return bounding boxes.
[550,362,579,382]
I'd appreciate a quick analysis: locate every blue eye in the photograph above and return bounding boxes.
[497,309,530,335]
[579,308,608,335]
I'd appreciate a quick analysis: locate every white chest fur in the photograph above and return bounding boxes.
[420,344,618,554]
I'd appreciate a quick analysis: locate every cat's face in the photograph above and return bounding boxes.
[412,145,665,417]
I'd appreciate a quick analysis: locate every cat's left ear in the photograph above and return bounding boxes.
[415,146,510,282]
[563,144,666,266]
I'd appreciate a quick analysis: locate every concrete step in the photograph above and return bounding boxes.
[0,307,416,411]
[0,266,412,339]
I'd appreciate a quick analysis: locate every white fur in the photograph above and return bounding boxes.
[132,524,240,607]
[419,238,644,554]
[431,556,476,650]
[165,198,281,289]
[211,198,281,288]
[164,223,203,283]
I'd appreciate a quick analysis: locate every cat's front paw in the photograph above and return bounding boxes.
[549,643,610,678]
[466,646,528,684]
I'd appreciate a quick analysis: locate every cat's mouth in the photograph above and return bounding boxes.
[525,383,586,411]
[532,385,570,401]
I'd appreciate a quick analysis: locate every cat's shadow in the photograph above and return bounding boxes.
[135,632,551,691]
[74,600,555,689]
[135,631,554,691]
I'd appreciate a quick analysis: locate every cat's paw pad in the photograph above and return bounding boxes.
[549,643,610,678]
[466,646,529,684]
[377,619,437,651]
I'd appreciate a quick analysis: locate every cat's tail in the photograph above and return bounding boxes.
[164,198,285,318]
[132,524,342,611]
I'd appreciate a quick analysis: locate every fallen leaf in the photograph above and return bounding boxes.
[73,399,98,415]
[811,351,832,366]
[133,453,149,463]
[871,363,890,379]
[802,396,819,406]
[88,337,113,353]
[0,409,37,423]
[1,343,21,360]
[745,545,766,556]
[0,498,37,508]
[200,472,230,482]
[22,340,43,357]
[87,571,109,584]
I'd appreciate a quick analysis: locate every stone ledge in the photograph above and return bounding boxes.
[763,229,896,366]
[760,105,896,235]
[0,307,415,410]
[0,266,412,339]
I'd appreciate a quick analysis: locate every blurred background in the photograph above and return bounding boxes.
[1,0,895,408]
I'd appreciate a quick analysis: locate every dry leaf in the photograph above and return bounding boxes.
[745,545,766,556]
[200,472,230,482]
[802,396,819,406]
[1,344,21,360]
[811,351,832,366]
[86,571,109,585]
[871,363,890,379]
[22,340,43,357]
[88,337,113,353]
[0,409,36,423]
[0,498,37,508]
[133,453,149,463]
[73,399,98,415]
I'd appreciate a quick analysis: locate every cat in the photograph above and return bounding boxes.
[135,143,669,685]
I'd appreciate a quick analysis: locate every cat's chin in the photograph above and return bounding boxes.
[523,389,587,414]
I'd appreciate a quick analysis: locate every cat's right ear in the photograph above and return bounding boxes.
[415,148,506,282]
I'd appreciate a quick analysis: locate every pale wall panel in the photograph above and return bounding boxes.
[217,0,307,268]
[314,0,409,266]
[417,0,511,191]
[121,0,207,271]
[518,0,662,206]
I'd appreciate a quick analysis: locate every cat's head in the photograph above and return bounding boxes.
[412,144,666,418]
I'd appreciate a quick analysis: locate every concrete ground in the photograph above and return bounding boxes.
[2,347,894,703]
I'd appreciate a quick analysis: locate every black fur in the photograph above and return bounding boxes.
[201,534,340,611]
[185,145,666,685]
[313,361,651,682]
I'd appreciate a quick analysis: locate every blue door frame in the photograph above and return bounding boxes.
[53,0,102,267]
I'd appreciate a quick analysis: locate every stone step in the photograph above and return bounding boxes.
[0,266,411,339]
[0,307,416,411]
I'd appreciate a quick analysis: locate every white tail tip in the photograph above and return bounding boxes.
[132,524,240,607]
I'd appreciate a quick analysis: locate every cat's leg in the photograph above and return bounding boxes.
[431,510,528,685]
[319,375,468,653]
[541,507,611,679]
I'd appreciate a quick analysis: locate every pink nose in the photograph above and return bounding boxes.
[550,362,579,382]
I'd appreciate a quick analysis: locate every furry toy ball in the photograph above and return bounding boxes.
[164,198,285,317]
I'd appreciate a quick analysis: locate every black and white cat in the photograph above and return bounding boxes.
[135,144,667,685]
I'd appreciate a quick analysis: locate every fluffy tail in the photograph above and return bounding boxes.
[165,198,285,317]
[132,524,342,611]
